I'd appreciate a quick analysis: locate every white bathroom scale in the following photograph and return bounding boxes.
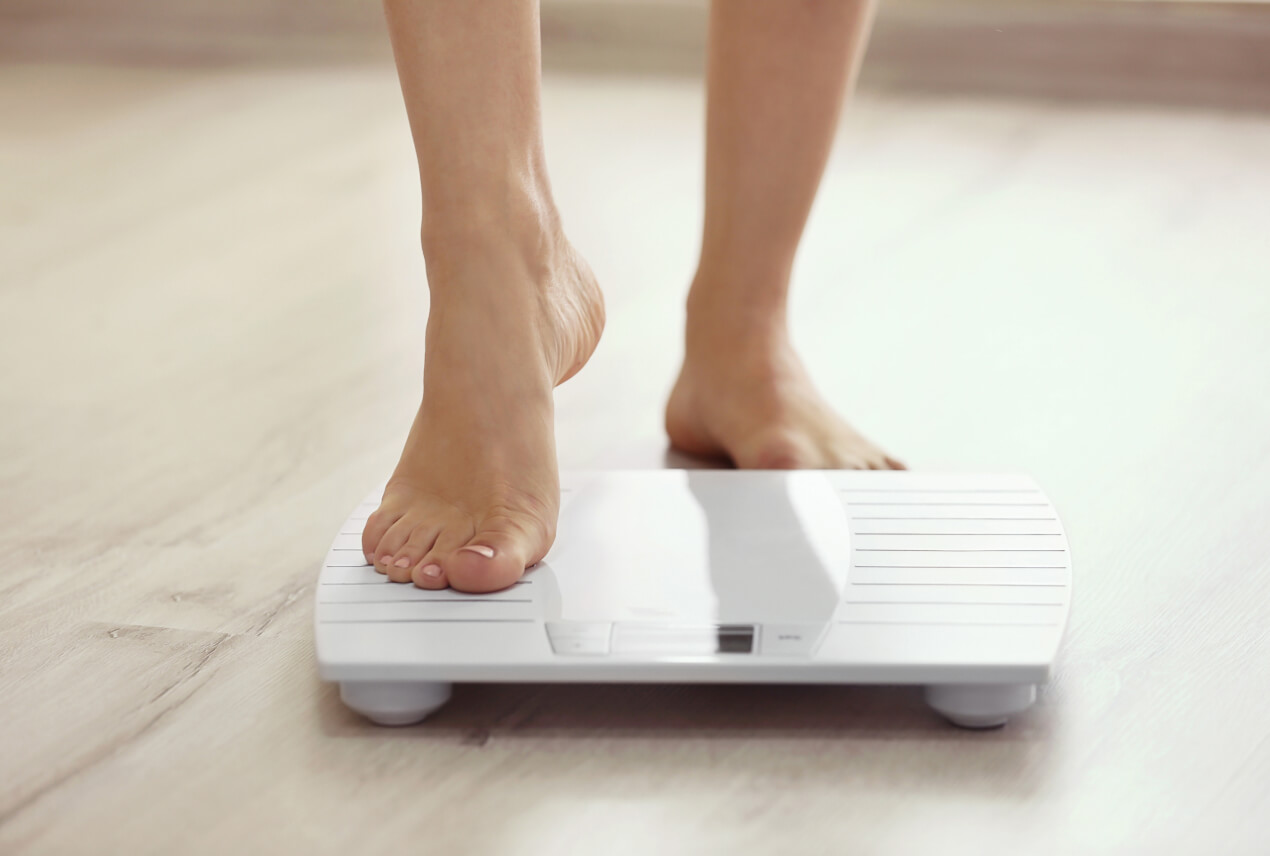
[315,470,1071,729]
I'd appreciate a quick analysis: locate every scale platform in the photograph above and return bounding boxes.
[316,470,1071,729]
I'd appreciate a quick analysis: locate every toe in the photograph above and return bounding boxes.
[444,545,525,593]
[441,522,547,593]
[373,515,417,579]
[386,525,441,583]
[411,561,448,589]
[411,524,474,590]
[361,505,404,565]
[831,439,891,471]
[386,555,415,583]
[860,445,903,471]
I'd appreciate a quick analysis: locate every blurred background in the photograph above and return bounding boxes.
[3,1,1269,854]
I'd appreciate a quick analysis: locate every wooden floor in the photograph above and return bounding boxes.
[2,53,1269,855]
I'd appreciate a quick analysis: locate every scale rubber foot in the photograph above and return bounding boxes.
[924,683,1037,729]
[339,681,453,726]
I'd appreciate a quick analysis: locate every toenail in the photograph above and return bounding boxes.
[460,545,496,558]
[421,563,442,578]
[393,557,411,568]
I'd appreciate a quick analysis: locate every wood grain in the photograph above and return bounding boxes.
[2,50,1269,855]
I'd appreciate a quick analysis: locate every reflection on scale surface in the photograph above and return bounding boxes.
[535,471,852,656]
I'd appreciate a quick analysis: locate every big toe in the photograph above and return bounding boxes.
[439,520,550,593]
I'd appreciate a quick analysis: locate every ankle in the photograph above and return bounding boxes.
[684,270,790,359]
[420,172,563,275]
[422,203,565,292]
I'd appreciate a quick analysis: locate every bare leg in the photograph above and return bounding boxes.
[666,0,903,470]
[363,1,605,592]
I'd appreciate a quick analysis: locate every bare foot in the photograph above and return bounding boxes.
[665,303,903,470]
[362,229,604,592]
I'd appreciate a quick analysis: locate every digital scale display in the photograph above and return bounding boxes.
[614,623,755,655]
[545,621,758,656]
